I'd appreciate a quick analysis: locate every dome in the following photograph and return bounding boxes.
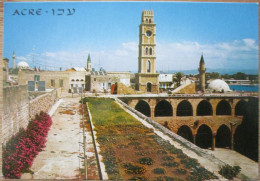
[17,61,29,69]
[208,79,231,92]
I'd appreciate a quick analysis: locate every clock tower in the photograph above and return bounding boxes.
[135,10,159,93]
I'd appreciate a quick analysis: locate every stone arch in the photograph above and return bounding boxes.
[155,100,173,117]
[216,100,231,115]
[195,124,213,149]
[147,82,152,92]
[235,100,247,116]
[216,124,231,148]
[177,125,193,143]
[197,100,213,116]
[177,100,193,116]
[135,100,151,117]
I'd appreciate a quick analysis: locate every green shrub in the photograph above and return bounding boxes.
[162,155,174,161]
[219,165,241,180]
[175,168,187,175]
[123,162,147,174]
[187,167,218,181]
[153,168,166,174]
[180,158,198,168]
[138,157,153,165]
[162,162,179,167]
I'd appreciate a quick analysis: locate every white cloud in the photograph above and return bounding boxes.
[19,39,258,72]
[16,56,27,61]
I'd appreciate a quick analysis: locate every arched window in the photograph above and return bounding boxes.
[196,124,213,149]
[149,48,152,55]
[177,100,193,116]
[235,100,247,116]
[216,100,231,115]
[147,82,152,92]
[197,100,213,116]
[146,18,148,22]
[135,100,151,117]
[147,60,151,73]
[177,125,193,143]
[145,47,148,55]
[155,100,173,117]
[149,19,151,23]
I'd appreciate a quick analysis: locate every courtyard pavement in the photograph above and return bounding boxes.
[21,92,99,180]
[21,92,258,180]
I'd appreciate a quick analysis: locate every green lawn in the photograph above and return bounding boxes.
[84,97,217,181]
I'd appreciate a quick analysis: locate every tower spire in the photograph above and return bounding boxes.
[86,53,92,71]
[12,51,15,69]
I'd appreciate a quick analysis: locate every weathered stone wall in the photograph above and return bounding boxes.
[116,82,137,95]
[2,86,61,143]
[174,82,196,94]
[2,85,29,143]
[29,89,61,119]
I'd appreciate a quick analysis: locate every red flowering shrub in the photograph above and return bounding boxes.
[3,112,52,179]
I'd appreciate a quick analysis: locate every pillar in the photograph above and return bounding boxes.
[212,134,216,151]
[231,132,234,150]
[193,134,196,145]
[151,106,155,119]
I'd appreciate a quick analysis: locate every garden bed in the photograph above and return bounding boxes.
[84,97,218,180]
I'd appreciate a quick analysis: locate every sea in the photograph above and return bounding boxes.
[229,85,259,92]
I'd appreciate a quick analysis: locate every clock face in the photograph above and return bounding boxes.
[145,30,152,37]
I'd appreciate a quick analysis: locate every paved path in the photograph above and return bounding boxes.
[21,93,99,179]
[206,148,258,180]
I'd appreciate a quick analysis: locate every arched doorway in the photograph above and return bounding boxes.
[216,124,231,148]
[177,100,193,116]
[197,100,213,116]
[135,100,151,117]
[195,124,213,149]
[155,100,173,117]
[235,100,247,116]
[147,82,152,92]
[216,100,231,115]
[177,125,193,143]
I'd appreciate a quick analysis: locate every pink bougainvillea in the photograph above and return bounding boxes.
[3,112,52,179]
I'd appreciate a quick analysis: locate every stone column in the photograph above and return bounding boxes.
[193,134,196,145]
[212,134,216,151]
[150,106,155,119]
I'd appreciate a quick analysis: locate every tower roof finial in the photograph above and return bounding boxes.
[87,53,91,63]
[200,53,205,64]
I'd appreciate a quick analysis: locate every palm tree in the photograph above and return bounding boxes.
[174,72,184,87]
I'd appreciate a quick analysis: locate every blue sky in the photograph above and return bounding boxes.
[3,1,259,73]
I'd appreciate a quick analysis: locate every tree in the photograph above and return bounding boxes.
[233,72,247,80]
[174,72,184,87]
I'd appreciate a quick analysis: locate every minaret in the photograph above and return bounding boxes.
[135,10,159,93]
[198,54,206,92]
[86,53,92,71]
[12,51,15,69]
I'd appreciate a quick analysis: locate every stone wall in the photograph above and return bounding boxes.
[29,88,61,119]
[2,85,29,143]
[173,82,196,94]
[2,85,61,143]
[116,82,137,94]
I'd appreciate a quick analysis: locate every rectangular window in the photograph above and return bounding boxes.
[51,80,55,87]
[34,75,40,82]
[59,79,63,87]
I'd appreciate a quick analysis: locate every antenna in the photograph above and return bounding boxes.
[32,47,35,67]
